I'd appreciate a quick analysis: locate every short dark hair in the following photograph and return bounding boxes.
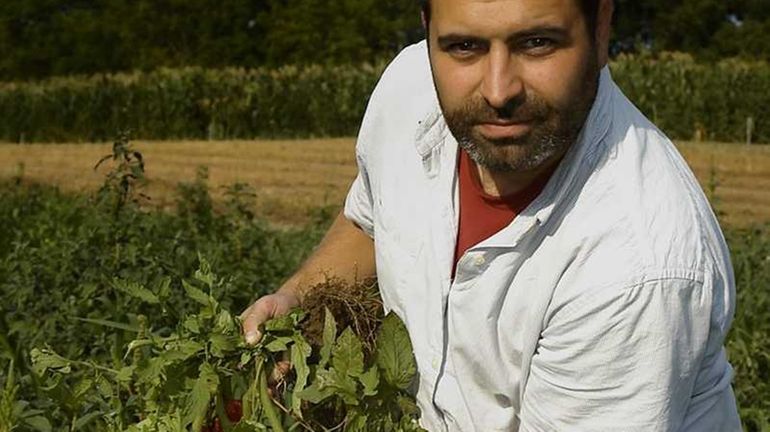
[420,0,600,36]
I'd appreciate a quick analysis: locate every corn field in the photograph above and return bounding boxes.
[0,54,767,143]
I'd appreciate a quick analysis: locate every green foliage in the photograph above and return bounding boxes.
[611,54,770,143]
[0,0,422,81]
[0,162,327,427]
[1,57,769,143]
[0,145,767,430]
[0,64,385,142]
[725,226,770,432]
[3,0,770,84]
[257,0,421,66]
[26,260,423,431]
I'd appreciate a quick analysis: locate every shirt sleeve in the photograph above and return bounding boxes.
[344,151,375,238]
[519,276,741,432]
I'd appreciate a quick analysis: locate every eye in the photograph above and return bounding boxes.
[522,37,556,54]
[447,40,482,57]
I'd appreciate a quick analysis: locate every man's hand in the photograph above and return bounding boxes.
[240,291,300,345]
[239,211,375,346]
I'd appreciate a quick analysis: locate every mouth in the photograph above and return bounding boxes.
[475,121,533,140]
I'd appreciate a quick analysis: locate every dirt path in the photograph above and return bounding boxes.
[0,139,768,227]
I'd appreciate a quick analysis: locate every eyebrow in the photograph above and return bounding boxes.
[437,25,571,48]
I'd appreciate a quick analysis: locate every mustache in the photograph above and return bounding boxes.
[453,96,550,125]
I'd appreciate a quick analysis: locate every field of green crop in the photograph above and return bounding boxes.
[1,54,768,144]
[0,139,767,431]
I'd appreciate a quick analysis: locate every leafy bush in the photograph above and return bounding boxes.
[0,65,383,143]
[28,266,423,431]
[0,56,768,143]
[612,53,770,143]
[725,226,770,432]
[0,151,767,430]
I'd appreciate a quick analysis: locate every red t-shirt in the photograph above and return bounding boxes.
[452,148,554,276]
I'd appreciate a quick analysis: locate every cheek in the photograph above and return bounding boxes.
[521,49,591,111]
[430,54,482,111]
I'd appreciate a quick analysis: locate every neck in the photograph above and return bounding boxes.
[474,150,566,197]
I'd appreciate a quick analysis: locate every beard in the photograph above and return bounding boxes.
[441,57,600,173]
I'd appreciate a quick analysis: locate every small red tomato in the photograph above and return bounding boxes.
[226,399,243,422]
[211,417,223,432]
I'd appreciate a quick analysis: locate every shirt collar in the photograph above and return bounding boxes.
[529,66,614,226]
[415,65,616,248]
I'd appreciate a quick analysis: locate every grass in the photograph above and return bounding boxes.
[0,139,357,226]
[0,139,768,227]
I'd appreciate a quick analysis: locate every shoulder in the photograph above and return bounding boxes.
[357,41,438,157]
[546,79,734,326]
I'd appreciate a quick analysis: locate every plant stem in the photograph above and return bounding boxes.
[258,361,285,432]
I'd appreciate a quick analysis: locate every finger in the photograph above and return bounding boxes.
[268,360,292,385]
[240,300,274,345]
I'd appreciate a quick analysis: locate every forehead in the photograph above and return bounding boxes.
[430,0,582,33]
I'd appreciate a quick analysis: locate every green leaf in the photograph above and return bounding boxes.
[264,336,292,353]
[30,349,71,376]
[183,315,202,334]
[264,315,294,332]
[184,362,220,429]
[317,368,358,406]
[72,378,93,399]
[183,280,211,306]
[319,307,337,368]
[161,340,204,363]
[214,309,236,333]
[22,416,52,432]
[333,328,364,378]
[376,313,416,390]
[344,409,368,432]
[239,351,254,368]
[112,279,160,304]
[295,381,335,404]
[136,357,166,386]
[290,309,307,325]
[124,339,153,360]
[115,366,135,384]
[72,317,140,332]
[95,375,113,399]
[209,334,238,357]
[194,254,216,288]
[73,411,102,430]
[359,366,379,397]
[397,395,421,417]
[290,334,312,416]
[231,421,268,432]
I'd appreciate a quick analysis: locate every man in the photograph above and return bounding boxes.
[241,0,742,430]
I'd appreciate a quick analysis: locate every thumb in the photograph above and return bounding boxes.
[240,300,275,345]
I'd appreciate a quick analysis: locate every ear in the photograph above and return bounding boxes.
[595,0,614,67]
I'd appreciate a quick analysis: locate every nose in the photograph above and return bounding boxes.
[480,44,524,112]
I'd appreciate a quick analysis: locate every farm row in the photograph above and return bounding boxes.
[0,54,768,143]
[0,139,768,227]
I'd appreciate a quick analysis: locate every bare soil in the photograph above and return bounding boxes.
[0,139,767,227]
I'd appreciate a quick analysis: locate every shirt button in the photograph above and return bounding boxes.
[474,254,486,266]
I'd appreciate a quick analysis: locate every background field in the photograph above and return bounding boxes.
[0,139,768,227]
[0,139,768,431]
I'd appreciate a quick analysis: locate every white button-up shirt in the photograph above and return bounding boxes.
[344,41,741,432]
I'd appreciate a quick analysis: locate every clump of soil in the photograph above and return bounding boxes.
[299,277,383,358]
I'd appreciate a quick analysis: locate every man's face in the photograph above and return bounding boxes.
[427,0,602,173]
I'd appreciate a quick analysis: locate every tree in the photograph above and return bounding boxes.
[257,0,422,66]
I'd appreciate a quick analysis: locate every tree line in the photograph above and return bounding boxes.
[0,0,768,81]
